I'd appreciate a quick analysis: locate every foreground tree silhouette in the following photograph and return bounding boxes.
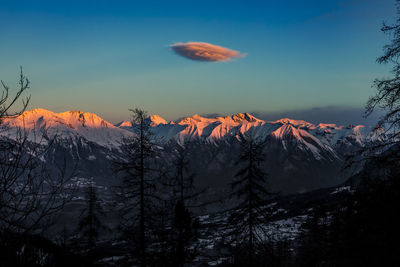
[77,183,107,254]
[0,67,30,120]
[0,69,73,234]
[115,108,159,267]
[365,0,400,165]
[295,3,400,265]
[225,133,273,267]
[0,69,75,266]
[165,143,202,266]
[295,171,400,266]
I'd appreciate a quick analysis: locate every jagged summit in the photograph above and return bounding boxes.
[148,115,168,126]
[7,108,115,129]
[275,118,314,128]
[2,108,131,147]
[115,115,168,128]
[229,112,259,123]
[115,120,132,128]
[57,110,114,128]
[272,123,303,139]
[1,108,376,151]
[176,112,261,125]
[0,108,381,195]
[177,114,208,124]
[191,114,205,121]
[175,113,315,126]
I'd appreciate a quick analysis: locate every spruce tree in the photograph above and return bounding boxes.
[115,108,159,267]
[77,183,106,252]
[365,0,400,165]
[227,133,273,267]
[167,143,201,267]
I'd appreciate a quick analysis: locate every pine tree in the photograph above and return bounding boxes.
[77,183,106,252]
[295,205,331,267]
[166,143,202,267]
[227,133,273,267]
[365,0,400,165]
[115,108,159,267]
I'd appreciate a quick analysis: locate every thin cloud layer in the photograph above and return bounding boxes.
[170,42,245,62]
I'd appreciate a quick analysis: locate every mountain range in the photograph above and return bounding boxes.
[0,108,381,193]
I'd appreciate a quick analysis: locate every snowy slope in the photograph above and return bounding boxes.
[0,108,381,160]
[1,109,378,154]
[1,109,133,148]
[117,113,377,161]
[0,109,382,193]
[142,113,377,147]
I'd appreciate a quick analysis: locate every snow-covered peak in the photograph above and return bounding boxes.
[141,112,376,148]
[116,115,168,128]
[57,110,114,128]
[191,114,205,121]
[7,108,58,127]
[177,114,210,124]
[115,121,132,128]
[229,113,259,123]
[272,124,303,140]
[317,123,341,130]
[2,108,132,147]
[275,118,314,128]
[177,113,261,126]
[21,108,55,116]
[1,109,378,153]
[5,109,114,130]
[149,115,168,126]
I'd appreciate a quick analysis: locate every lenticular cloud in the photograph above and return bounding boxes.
[170,42,245,62]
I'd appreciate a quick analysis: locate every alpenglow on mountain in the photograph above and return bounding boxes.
[0,109,381,193]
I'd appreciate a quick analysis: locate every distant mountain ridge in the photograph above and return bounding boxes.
[1,108,380,155]
[116,111,377,148]
[0,108,381,193]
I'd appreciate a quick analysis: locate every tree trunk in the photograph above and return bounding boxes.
[140,121,146,267]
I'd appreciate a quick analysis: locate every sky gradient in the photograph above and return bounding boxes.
[0,0,396,125]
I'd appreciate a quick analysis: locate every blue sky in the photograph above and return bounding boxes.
[0,0,396,124]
